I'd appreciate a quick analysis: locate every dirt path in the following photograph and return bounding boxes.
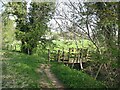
[36,64,64,88]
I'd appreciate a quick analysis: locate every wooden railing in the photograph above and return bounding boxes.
[2,44,19,51]
[48,48,91,69]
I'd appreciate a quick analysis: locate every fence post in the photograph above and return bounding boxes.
[76,48,79,63]
[48,49,50,62]
[80,49,83,70]
[57,50,60,62]
[62,48,65,63]
[7,45,9,50]
[10,45,12,50]
[63,50,65,63]
[72,48,76,68]
[68,48,70,62]
[14,45,16,51]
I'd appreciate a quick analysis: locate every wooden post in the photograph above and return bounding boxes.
[95,64,103,80]
[72,48,76,68]
[14,45,16,51]
[72,55,76,68]
[11,45,12,50]
[52,50,56,61]
[48,49,50,62]
[79,49,83,70]
[62,50,65,63]
[28,48,30,55]
[82,48,88,62]
[76,48,80,63]
[57,50,60,62]
[68,48,70,63]
[7,45,9,50]
[80,58,83,70]
[54,52,56,61]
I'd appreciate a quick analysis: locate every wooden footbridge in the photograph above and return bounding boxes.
[48,48,91,69]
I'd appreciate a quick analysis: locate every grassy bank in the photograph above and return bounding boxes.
[2,50,46,88]
[51,63,106,88]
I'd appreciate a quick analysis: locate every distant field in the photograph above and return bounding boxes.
[4,39,96,51]
[50,39,96,51]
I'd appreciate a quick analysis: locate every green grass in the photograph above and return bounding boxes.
[51,63,106,88]
[15,44,21,51]
[50,39,96,52]
[2,50,46,88]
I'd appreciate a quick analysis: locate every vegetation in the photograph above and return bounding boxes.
[1,0,120,89]
[2,1,55,54]
[51,63,106,88]
[50,39,95,50]
[2,50,48,88]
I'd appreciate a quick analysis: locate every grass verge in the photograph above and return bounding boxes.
[50,62,106,88]
[2,50,46,88]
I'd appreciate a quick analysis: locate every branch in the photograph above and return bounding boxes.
[86,11,100,52]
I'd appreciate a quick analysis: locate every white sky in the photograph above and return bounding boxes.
[49,0,78,32]
[1,0,115,33]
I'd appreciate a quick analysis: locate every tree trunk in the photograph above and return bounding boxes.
[21,40,25,53]
[95,64,103,80]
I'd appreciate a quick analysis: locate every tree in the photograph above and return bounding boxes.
[3,1,55,54]
[2,4,16,49]
[25,2,55,54]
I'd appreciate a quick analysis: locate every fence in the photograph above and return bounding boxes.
[48,48,91,69]
[2,44,20,51]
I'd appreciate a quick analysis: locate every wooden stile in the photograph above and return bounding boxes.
[48,47,90,69]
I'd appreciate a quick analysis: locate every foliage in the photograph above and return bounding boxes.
[2,1,120,88]
[2,16,16,49]
[3,1,55,54]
